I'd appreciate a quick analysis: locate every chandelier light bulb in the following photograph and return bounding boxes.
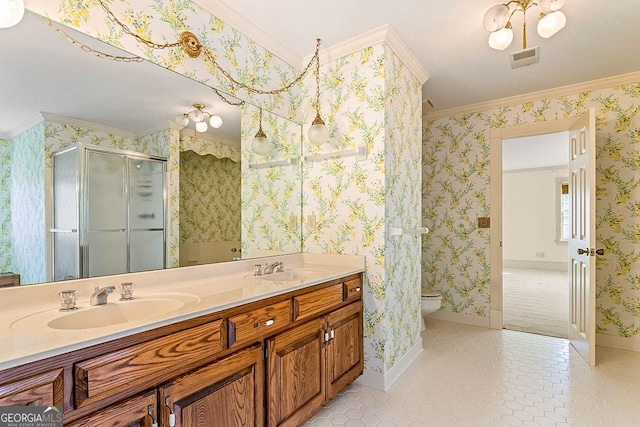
[195,121,208,133]
[483,4,510,32]
[537,0,567,14]
[488,26,514,50]
[188,109,204,122]
[210,115,223,128]
[0,0,24,29]
[537,11,566,38]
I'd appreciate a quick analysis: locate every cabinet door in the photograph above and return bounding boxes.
[67,389,157,427]
[326,301,363,401]
[0,369,63,407]
[266,317,325,427]
[159,344,263,427]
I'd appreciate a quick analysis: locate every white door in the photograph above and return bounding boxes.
[568,108,597,366]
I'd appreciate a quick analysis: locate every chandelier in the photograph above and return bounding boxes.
[175,104,222,133]
[483,0,567,51]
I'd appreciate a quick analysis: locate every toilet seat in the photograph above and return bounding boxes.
[421,291,441,298]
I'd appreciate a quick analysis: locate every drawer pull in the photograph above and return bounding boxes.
[254,318,275,328]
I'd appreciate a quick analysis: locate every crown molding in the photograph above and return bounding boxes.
[1,113,45,139]
[41,113,135,138]
[180,127,240,147]
[423,71,640,121]
[304,24,429,84]
[191,0,303,70]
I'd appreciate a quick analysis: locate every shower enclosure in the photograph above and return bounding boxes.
[51,144,167,281]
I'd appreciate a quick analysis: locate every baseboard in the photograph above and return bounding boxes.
[597,333,640,352]
[489,309,503,330]
[503,259,568,272]
[428,310,491,328]
[362,338,423,391]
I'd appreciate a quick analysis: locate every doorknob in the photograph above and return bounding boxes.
[577,248,589,255]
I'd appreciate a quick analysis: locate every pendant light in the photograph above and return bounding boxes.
[0,0,24,28]
[308,48,329,145]
[252,108,272,155]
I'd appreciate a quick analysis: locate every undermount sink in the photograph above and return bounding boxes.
[10,293,200,332]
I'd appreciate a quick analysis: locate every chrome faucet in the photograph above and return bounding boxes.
[263,261,285,275]
[90,286,115,306]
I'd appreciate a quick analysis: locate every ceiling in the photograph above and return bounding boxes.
[214,0,640,113]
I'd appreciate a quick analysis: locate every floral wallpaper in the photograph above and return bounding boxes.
[241,104,302,258]
[30,0,303,123]
[10,123,47,285]
[302,44,423,374]
[179,150,240,243]
[0,140,11,272]
[423,82,640,339]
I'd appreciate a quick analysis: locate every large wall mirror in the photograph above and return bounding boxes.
[0,10,303,286]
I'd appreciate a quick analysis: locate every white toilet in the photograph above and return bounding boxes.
[421,290,442,331]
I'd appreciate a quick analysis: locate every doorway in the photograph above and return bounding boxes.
[501,132,569,338]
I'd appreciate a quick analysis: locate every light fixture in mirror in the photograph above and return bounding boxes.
[0,10,303,285]
[176,103,223,133]
[0,0,24,28]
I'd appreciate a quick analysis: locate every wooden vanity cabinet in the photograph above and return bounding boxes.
[266,300,363,427]
[0,368,64,407]
[67,389,158,427]
[0,272,363,427]
[159,344,264,427]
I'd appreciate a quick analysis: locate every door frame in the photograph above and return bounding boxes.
[489,117,576,330]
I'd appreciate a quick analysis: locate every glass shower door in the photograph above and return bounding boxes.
[85,150,127,277]
[129,157,165,272]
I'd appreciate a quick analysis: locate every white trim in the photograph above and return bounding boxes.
[191,0,302,69]
[1,113,45,139]
[41,113,135,138]
[304,24,429,84]
[424,71,640,121]
[597,334,640,352]
[427,311,491,328]
[362,338,423,391]
[179,127,240,148]
[503,260,568,272]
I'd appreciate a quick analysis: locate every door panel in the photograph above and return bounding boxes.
[568,108,596,366]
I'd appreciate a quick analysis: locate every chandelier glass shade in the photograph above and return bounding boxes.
[0,0,24,28]
[251,108,273,155]
[175,103,222,133]
[483,0,567,51]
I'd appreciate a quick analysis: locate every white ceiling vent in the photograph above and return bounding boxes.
[510,46,540,69]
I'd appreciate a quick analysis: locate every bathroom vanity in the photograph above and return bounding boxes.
[0,254,365,426]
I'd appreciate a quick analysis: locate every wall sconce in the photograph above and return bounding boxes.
[308,40,329,145]
[0,0,24,28]
[252,108,273,155]
[483,0,567,51]
[176,103,222,133]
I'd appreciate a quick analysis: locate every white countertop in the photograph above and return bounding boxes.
[0,253,365,370]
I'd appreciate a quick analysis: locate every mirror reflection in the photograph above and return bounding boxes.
[0,10,302,286]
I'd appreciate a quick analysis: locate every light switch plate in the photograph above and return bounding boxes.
[478,217,490,228]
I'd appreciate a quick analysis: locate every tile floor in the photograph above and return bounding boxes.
[306,319,640,426]
[503,268,569,339]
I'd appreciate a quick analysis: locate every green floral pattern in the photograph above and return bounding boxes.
[179,150,240,243]
[423,83,640,339]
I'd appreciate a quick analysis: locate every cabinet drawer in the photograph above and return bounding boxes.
[75,320,223,408]
[343,279,362,301]
[0,369,63,407]
[228,300,291,348]
[293,284,343,322]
